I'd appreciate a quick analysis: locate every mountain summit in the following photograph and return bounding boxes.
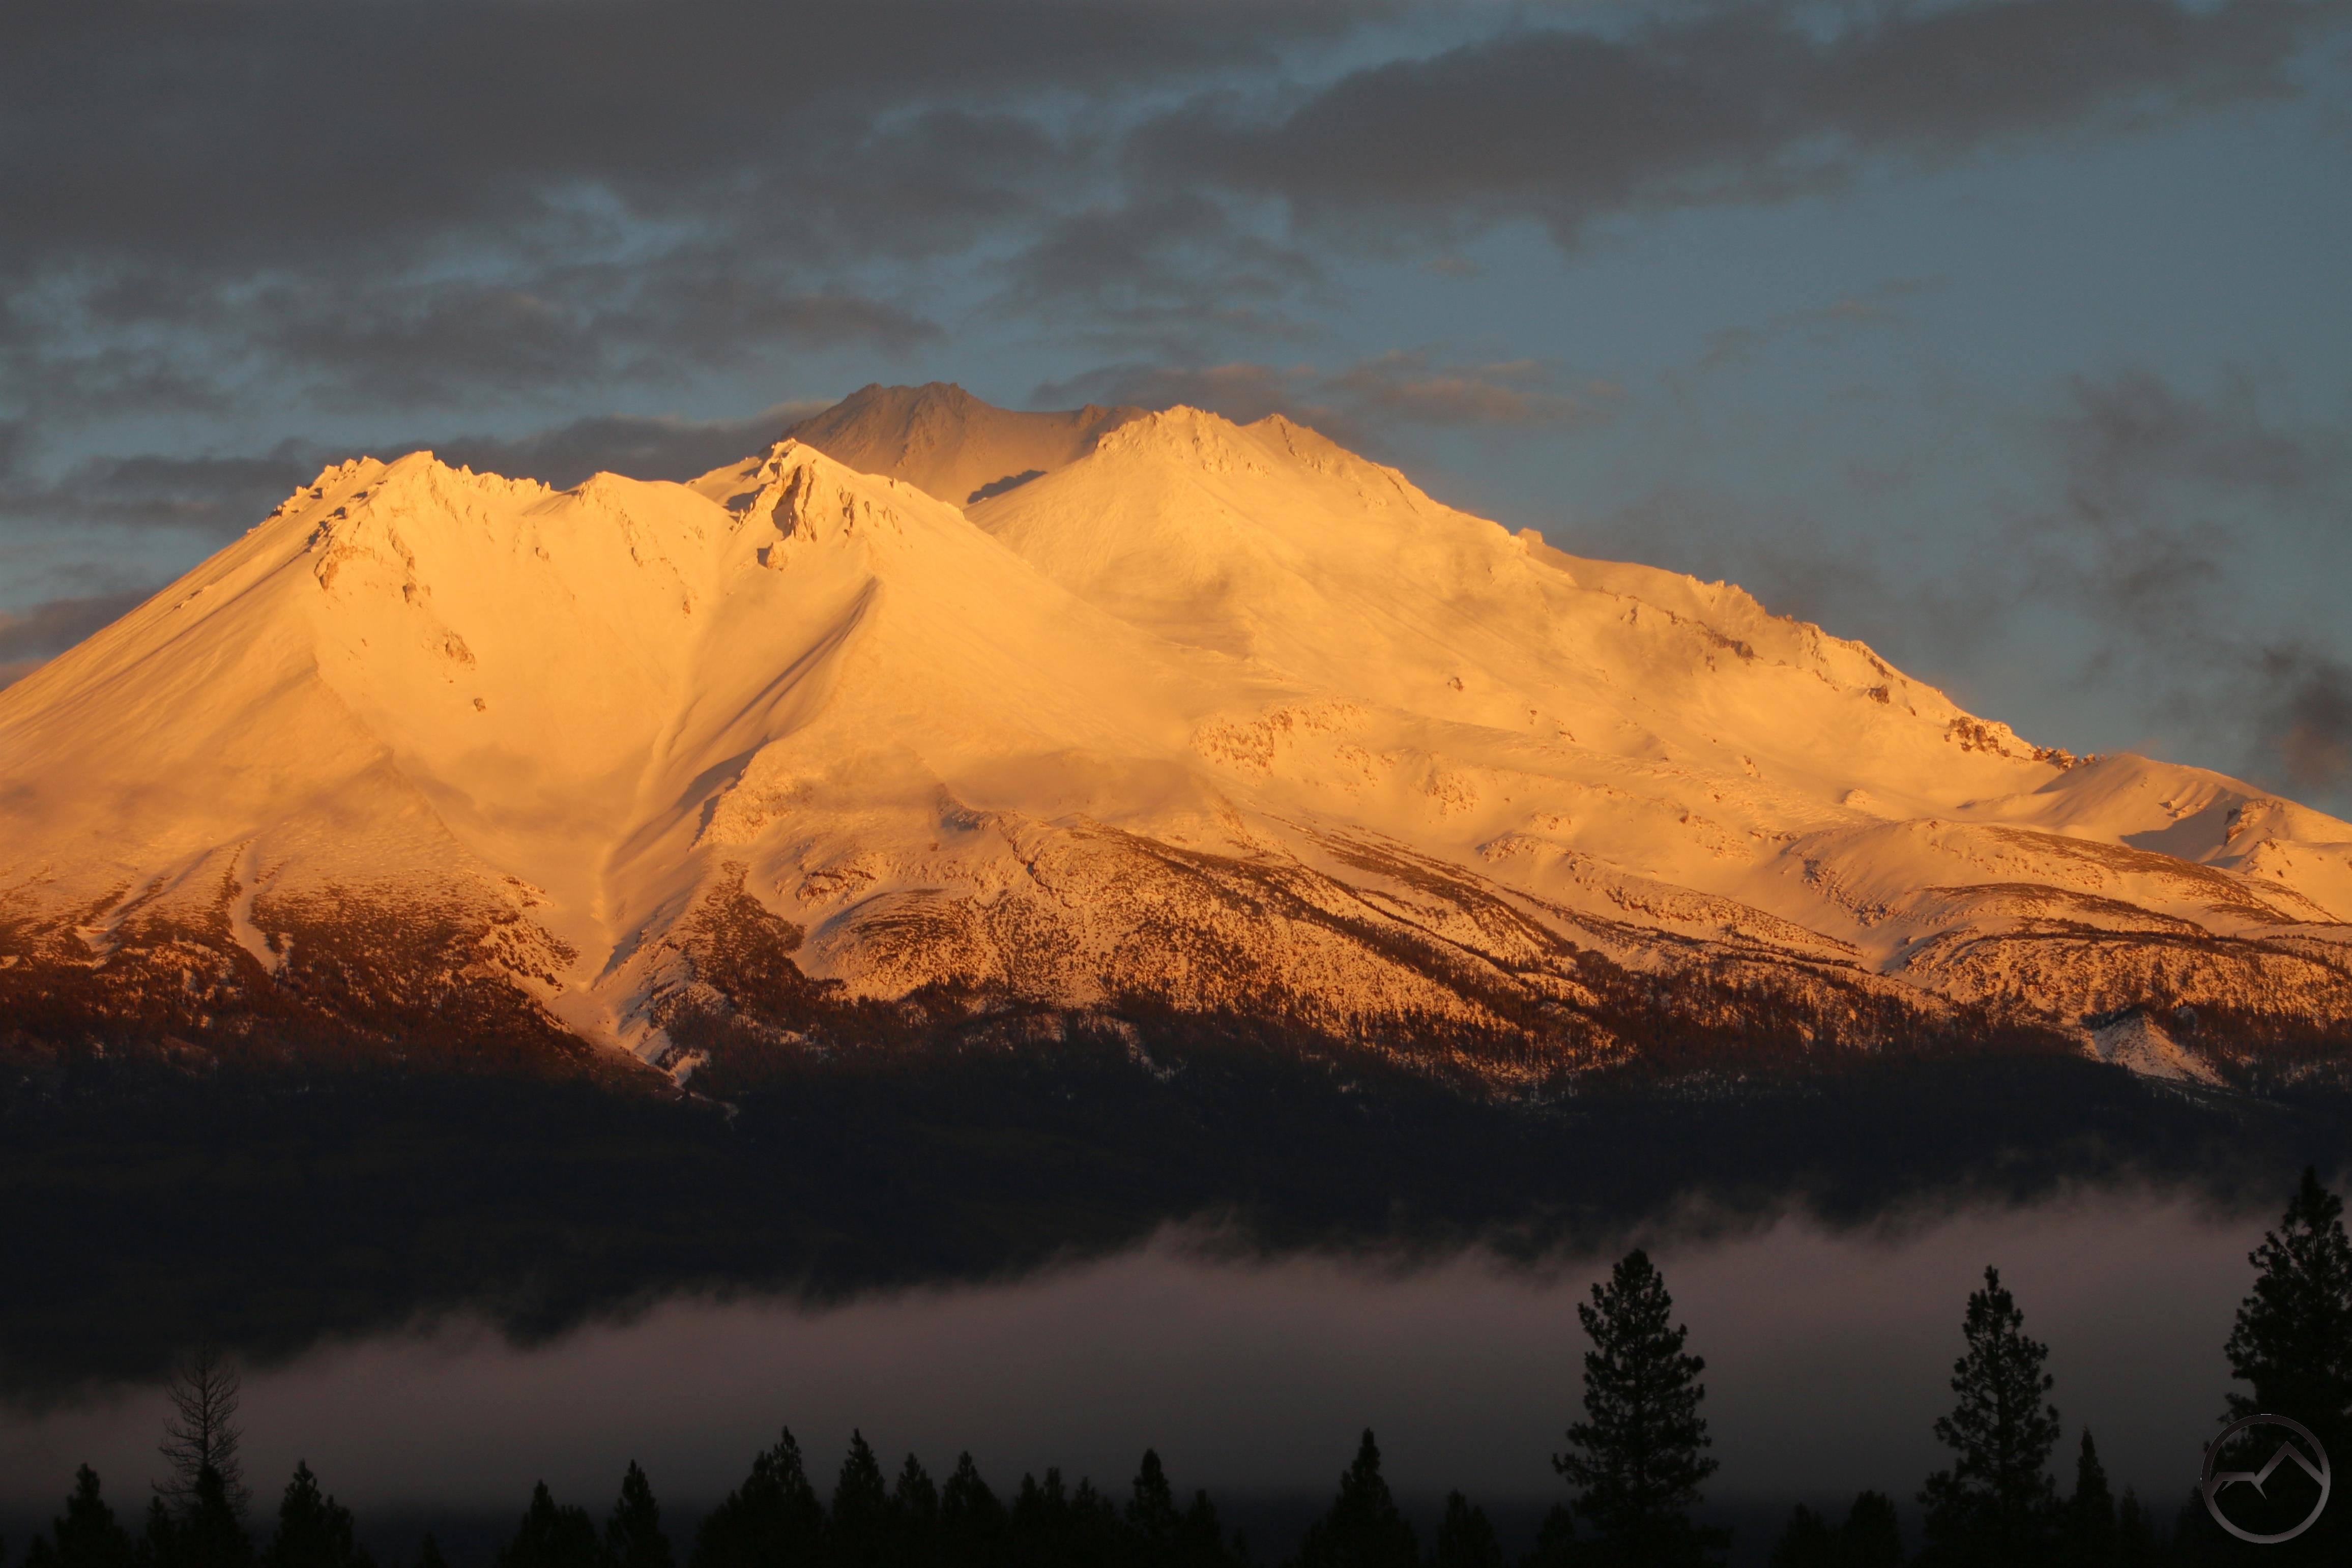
[4,389,2348,1089]
[783,381,1144,506]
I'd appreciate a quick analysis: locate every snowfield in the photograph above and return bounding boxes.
[4,384,2348,1085]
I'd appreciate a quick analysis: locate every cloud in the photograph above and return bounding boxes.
[1034,361,1316,425]
[0,447,316,532]
[996,194,1324,348]
[6,1,2335,434]
[1134,0,2325,246]
[1325,351,1619,428]
[1033,350,1615,449]
[2019,369,2352,796]
[427,404,825,489]
[0,2,1354,279]
[0,3,1369,423]
[0,401,827,550]
[275,281,932,411]
[2026,369,2345,631]
[2058,367,2329,506]
[0,589,152,682]
[2257,645,2352,792]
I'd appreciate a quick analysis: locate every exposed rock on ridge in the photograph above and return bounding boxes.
[3,389,2349,1091]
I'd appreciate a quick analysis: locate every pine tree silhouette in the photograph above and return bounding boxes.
[158,1349,251,1520]
[26,1467,136,1568]
[1064,1480,1123,1566]
[1431,1494,1502,1568]
[937,1455,1005,1568]
[1837,1493,1903,1568]
[888,1455,939,1568]
[496,1484,597,1568]
[1126,1451,1180,1566]
[261,1464,371,1568]
[1007,1471,1068,1568]
[2218,1166,2352,1563]
[691,1429,824,1568]
[603,1465,672,1568]
[142,1496,177,1568]
[2227,1168,2352,1436]
[2058,1432,2118,1568]
[413,1539,450,1568]
[1175,1490,1229,1568]
[1553,1251,1723,1568]
[1292,1431,1417,1568]
[2111,1490,2156,1567]
[1918,1266,2059,1567]
[167,1468,255,1568]
[1764,1505,1832,1568]
[1519,1505,1579,1568]
[827,1434,890,1568]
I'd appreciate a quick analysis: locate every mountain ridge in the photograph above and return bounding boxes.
[4,387,2349,1094]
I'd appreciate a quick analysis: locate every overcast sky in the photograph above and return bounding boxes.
[3,0,2347,809]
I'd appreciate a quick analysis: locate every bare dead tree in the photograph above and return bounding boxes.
[157,1343,251,1517]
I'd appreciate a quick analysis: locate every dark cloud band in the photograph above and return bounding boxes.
[1134,0,2326,245]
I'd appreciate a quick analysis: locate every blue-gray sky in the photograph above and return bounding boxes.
[3,0,2348,808]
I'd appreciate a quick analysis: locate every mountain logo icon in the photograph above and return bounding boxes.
[2202,1413,2332,1545]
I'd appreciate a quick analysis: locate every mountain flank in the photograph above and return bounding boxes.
[3,386,2349,1098]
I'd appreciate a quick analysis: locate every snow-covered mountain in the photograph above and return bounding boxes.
[5,384,2349,1088]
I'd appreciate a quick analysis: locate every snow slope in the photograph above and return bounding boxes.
[4,387,2348,1084]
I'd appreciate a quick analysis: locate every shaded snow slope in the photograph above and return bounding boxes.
[783,382,1143,507]
[4,390,2349,1085]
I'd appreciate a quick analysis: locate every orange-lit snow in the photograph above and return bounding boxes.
[3,392,2346,1063]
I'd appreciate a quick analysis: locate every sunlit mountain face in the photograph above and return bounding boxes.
[6,382,2347,1394]
[7,9,2351,1562]
[3,384,2348,1092]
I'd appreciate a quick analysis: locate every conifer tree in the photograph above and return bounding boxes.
[603,1465,671,1568]
[1127,1451,1181,1562]
[1292,1431,1417,1568]
[171,1468,256,1568]
[1007,1471,1067,1568]
[1837,1493,1903,1568]
[691,1429,824,1568]
[45,1468,135,1568]
[1918,1266,2059,1567]
[413,1540,449,1568]
[2112,1491,2155,1567]
[889,1455,939,1568]
[496,1484,597,1568]
[142,1496,178,1568]
[159,1350,251,1521]
[1554,1251,1723,1568]
[262,1464,371,1568]
[1520,1505,1579,1568]
[826,1434,890,1568]
[937,1455,1005,1568]
[2058,1432,2118,1568]
[1065,1480,1124,1565]
[1175,1491,1229,1568]
[2225,1166,2352,1443]
[1431,1494,1503,1568]
[2203,1167,2352,1562]
[1764,1506,1832,1568]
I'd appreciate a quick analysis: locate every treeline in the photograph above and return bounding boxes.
[18,1027,2343,1405]
[6,1431,1469,1568]
[13,1168,2352,1568]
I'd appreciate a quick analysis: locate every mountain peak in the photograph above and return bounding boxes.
[782,383,1145,507]
[6,386,2350,1088]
